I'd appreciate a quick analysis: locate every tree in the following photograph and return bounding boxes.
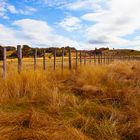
[0,46,3,60]
[22,45,32,57]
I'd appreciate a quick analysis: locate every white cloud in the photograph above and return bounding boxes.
[59,16,82,31]
[0,0,37,19]
[66,0,105,11]
[42,0,70,7]
[40,0,107,11]
[81,0,140,49]
[0,19,80,48]
[0,0,8,19]
[7,5,18,14]
[38,0,140,49]
[0,24,23,45]
[18,6,37,15]
[0,0,140,50]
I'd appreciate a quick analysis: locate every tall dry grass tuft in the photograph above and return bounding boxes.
[0,61,140,140]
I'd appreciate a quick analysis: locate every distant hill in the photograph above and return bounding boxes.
[114,49,140,56]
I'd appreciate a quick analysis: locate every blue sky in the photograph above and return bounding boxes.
[0,0,140,50]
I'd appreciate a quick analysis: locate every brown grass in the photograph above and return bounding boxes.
[0,61,140,140]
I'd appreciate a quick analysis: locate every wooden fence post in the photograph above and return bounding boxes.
[17,45,22,73]
[84,51,86,65]
[76,50,78,69]
[62,47,64,71]
[3,47,6,78]
[94,53,96,65]
[34,48,37,71]
[113,48,115,62]
[105,53,108,64]
[108,53,110,64]
[80,51,82,65]
[103,53,106,65]
[43,49,46,70]
[101,53,103,65]
[129,55,131,61]
[90,51,92,64]
[98,54,100,65]
[69,48,72,70]
[54,48,56,71]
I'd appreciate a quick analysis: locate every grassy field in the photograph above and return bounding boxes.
[0,61,140,140]
[0,56,93,73]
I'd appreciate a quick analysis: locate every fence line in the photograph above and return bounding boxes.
[1,45,140,77]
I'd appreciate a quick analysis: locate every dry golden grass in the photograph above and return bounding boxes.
[0,61,140,140]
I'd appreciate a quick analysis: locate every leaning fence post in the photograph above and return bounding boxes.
[76,50,78,69]
[3,47,6,78]
[34,48,37,71]
[43,49,46,70]
[54,48,56,71]
[62,47,64,71]
[17,45,22,73]
[69,48,72,70]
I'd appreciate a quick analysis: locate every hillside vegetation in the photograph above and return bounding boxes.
[0,61,140,140]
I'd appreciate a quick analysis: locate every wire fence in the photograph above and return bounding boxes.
[1,46,140,78]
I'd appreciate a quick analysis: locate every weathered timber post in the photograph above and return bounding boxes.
[103,53,106,65]
[17,45,22,73]
[113,48,115,62]
[3,47,6,78]
[62,47,64,71]
[54,48,56,71]
[69,48,72,70]
[43,49,46,70]
[34,48,37,71]
[107,53,110,64]
[76,50,78,69]
[109,54,111,64]
[129,55,131,61]
[80,51,82,65]
[94,52,96,65]
[90,51,92,64]
[119,54,121,61]
[110,53,112,63]
[106,53,107,64]
[100,53,103,65]
[84,51,86,65]
[98,54,100,65]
